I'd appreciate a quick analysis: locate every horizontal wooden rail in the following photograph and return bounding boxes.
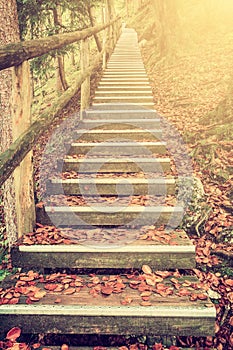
[0,51,104,187]
[0,17,120,71]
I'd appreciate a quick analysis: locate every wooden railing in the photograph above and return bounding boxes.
[0,16,122,187]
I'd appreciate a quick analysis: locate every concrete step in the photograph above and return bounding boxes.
[44,205,183,227]
[100,78,150,83]
[97,86,151,92]
[75,129,162,141]
[81,118,160,129]
[99,81,150,86]
[103,72,147,76]
[0,273,215,336]
[93,96,153,104]
[102,75,148,79]
[95,91,152,97]
[105,68,145,71]
[11,229,194,269]
[68,141,167,156]
[47,177,176,196]
[62,157,170,173]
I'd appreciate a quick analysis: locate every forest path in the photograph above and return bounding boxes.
[0,27,216,343]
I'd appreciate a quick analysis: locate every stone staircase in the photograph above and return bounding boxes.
[0,28,216,345]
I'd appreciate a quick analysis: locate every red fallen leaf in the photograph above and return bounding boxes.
[61,345,69,350]
[91,276,100,284]
[54,298,62,304]
[197,293,208,300]
[26,297,33,304]
[44,284,58,291]
[189,293,198,301]
[142,264,153,275]
[6,327,21,342]
[145,277,156,286]
[36,201,44,209]
[32,343,41,349]
[227,291,233,303]
[121,296,133,305]
[36,222,44,228]
[8,297,19,304]
[34,290,47,299]
[169,347,180,350]
[155,271,171,278]
[4,292,13,299]
[225,279,233,287]
[101,286,113,295]
[177,288,191,297]
[63,287,76,295]
[53,284,64,292]
[229,316,233,326]
[205,336,213,347]
[23,236,34,245]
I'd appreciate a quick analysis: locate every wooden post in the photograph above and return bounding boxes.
[80,38,90,120]
[12,61,35,238]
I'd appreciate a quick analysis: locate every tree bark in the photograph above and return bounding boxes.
[0,0,35,245]
[152,0,179,57]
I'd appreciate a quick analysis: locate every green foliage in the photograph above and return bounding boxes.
[16,0,102,85]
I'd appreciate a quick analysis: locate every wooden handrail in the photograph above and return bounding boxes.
[0,51,104,187]
[0,17,120,71]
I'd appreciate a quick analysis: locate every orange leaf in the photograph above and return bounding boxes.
[101,286,113,295]
[6,327,21,342]
[142,265,153,275]
[44,284,58,291]
[63,287,76,295]
[225,279,233,287]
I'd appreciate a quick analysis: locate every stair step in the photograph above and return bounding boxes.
[100,78,149,82]
[11,229,195,269]
[0,273,216,336]
[93,97,153,104]
[105,68,146,71]
[47,178,176,196]
[99,81,150,86]
[81,119,160,129]
[75,129,162,141]
[97,86,151,91]
[68,141,167,156]
[95,91,152,97]
[62,157,170,173]
[43,205,183,227]
[102,75,148,80]
[103,72,147,77]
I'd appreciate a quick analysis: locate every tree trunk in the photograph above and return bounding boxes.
[0,0,35,245]
[53,6,69,91]
[152,0,179,57]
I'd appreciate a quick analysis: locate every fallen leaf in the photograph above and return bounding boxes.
[142,265,153,275]
[6,327,21,342]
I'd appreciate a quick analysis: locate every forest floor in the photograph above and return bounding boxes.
[139,25,233,350]
[0,22,233,350]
